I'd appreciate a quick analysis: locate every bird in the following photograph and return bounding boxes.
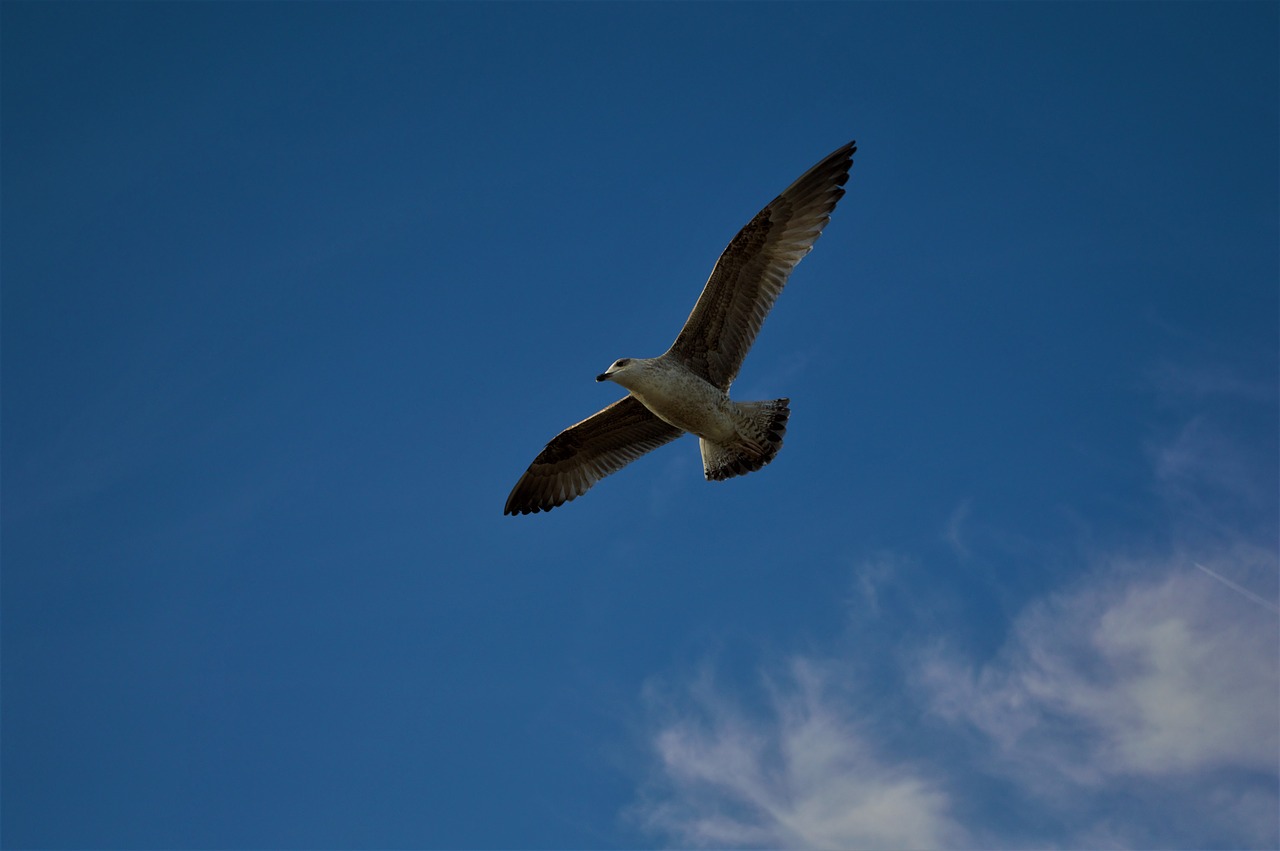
[504,140,855,515]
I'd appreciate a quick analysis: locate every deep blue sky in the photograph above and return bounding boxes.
[3,3,1277,848]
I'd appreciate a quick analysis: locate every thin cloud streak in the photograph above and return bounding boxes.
[1193,561,1279,614]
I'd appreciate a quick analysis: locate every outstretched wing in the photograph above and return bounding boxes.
[668,141,855,390]
[504,396,684,515]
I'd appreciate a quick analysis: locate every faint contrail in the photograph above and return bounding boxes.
[1194,562,1279,614]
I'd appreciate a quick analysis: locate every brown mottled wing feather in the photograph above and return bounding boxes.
[504,396,684,515]
[668,141,855,389]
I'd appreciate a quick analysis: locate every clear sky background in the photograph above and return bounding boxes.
[3,3,1277,849]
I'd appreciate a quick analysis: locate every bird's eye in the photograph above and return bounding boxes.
[617,359,630,367]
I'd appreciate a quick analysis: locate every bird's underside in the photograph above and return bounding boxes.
[504,140,855,516]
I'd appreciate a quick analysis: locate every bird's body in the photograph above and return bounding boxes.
[598,355,792,482]
[504,140,856,515]
[601,356,736,443]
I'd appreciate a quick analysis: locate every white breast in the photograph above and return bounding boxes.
[625,363,737,442]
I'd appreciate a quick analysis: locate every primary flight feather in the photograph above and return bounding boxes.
[505,140,856,515]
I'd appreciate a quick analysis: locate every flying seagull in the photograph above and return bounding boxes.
[504,140,856,515]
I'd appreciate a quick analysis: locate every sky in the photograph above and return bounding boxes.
[2,3,1277,849]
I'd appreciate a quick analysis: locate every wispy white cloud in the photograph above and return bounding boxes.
[921,554,1278,778]
[1153,415,1267,505]
[919,547,1278,847]
[848,551,906,619]
[942,498,972,560]
[1146,360,1276,406]
[1146,364,1277,545]
[635,548,1278,849]
[631,376,1278,849]
[633,660,964,849]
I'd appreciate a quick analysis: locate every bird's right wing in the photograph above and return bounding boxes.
[504,396,684,515]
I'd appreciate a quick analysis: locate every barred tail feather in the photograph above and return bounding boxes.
[700,398,790,481]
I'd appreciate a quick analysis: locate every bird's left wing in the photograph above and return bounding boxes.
[504,396,684,515]
[667,140,855,390]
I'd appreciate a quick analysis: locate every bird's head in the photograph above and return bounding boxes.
[596,357,638,384]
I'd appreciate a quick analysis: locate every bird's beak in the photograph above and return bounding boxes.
[596,373,610,382]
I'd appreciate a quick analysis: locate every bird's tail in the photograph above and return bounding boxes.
[700,398,790,481]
